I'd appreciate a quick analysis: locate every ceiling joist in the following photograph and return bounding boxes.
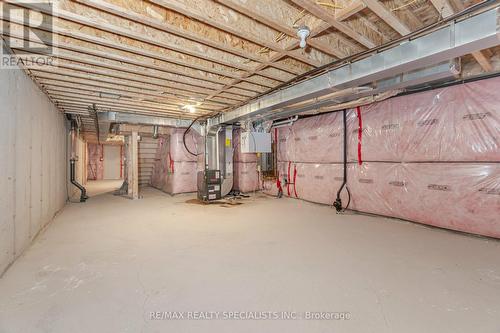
[1,0,496,132]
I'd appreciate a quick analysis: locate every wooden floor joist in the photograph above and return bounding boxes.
[0,0,495,130]
[428,0,494,72]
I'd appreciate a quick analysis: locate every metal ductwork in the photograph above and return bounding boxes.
[207,6,500,127]
[69,119,88,203]
[204,125,233,197]
[96,111,202,141]
[259,59,460,121]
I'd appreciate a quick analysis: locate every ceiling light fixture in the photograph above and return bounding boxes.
[184,105,196,113]
[297,26,311,49]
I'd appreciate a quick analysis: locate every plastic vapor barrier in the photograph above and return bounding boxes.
[87,143,104,180]
[233,129,259,193]
[268,76,500,238]
[151,128,200,195]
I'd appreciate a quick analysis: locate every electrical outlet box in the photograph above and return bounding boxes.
[240,132,272,153]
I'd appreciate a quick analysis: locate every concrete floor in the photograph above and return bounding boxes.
[0,188,499,333]
[85,179,124,197]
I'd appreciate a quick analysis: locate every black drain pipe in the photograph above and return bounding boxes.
[70,119,88,202]
[333,109,350,212]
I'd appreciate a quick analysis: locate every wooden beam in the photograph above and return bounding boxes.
[215,0,347,60]
[37,77,230,108]
[128,132,139,200]
[56,99,203,118]
[149,0,323,67]
[72,0,306,76]
[51,95,205,117]
[290,0,377,48]
[203,21,352,105]
[41,46,227,91]
[362,0,411,35]
[429,0,456,18]
[471,51,494,72]
[430,0,493,72]
[4,1,266,77]
[60,104,199,119]
[0,15,244,86]
[21,59,249,102]
[47,89,215,113]
[336,0,367,21]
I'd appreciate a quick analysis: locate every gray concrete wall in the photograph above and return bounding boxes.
[0,65,68,276]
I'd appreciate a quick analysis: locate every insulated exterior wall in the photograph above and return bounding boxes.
[0,65,67,275]
[233,129,259,193]
[270,77,500,238]
[87,143,104,180]
[151,129,200,195]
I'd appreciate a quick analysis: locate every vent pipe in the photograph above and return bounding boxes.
[69,119,88,203]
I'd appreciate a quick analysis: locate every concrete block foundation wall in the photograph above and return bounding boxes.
[0,66,68,275]
[264,77,500,238]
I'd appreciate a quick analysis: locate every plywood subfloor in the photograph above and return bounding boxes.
[0,187,499,333]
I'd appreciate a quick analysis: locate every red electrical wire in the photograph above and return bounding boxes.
[168,152,175,173]
[276,172,282,193]
[287,161,291,196]
[356,106,363,165]
[293,169,297,197]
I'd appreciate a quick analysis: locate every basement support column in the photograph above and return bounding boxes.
[127,131,139,200]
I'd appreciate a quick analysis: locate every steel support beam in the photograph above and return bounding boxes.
[207,7,500,127]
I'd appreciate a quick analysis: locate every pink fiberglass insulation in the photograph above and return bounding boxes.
[233,129,260,193]
[151,129,201,195]
[346,78,500,163]
[278,113,346,163]
[273,76,500,238]
[347,162,500,238]
[87,143,104,180]
[170,128,200,162]
[272,162,349,206]
[150,137,169,190]
[233,162,260,193]
[163,161,198,194]
[233,128,258,163]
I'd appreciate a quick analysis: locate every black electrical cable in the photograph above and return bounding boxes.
[344,186,351,212]
[183,114,205,157]
[333,109,348,212]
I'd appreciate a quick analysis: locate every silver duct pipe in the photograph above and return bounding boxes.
[204,125,233,197]
[207,6,499,128]
[272,116,298,128]
[97,112,202,141]
[259,59,460,121]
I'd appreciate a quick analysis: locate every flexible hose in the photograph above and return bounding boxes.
[183,115,205,157]
[334,109,348,212]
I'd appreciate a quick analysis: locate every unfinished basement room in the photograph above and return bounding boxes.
[1,0,499,332]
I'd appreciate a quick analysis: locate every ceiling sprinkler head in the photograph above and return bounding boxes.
[297,26,310,49]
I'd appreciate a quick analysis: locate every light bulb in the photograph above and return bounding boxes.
[186,105,196,113]
[297,26,310,49]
